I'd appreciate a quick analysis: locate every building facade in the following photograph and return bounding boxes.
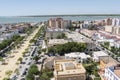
[92,51,108,62]
[48,18,71,29]
[65,52,89,63]
[54,60,86,80]
[104,64,120,80]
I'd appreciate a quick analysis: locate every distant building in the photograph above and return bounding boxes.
[104,25,113,33]
[104,64,120,80]
[54,60,86,80]
[104,18,120,35]
[45,30,65,39]
[48,18,71,29]
[112,26,120,35]
[107,18,112,26]
[112,18,120,26]
[80,29,96,38]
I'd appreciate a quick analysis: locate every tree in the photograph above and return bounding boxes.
[104,42,110,49]
[18,57,22,63]
[0,56,3,61]
[56,33,66,39]
[40,69,53,80]
[38,50,41,55]
[26,73,34,80]
[48,42,87,55]
[26,64,39,80]
[3,77,10,80]
[5,70,13,77]
[42,48,46,53]
[56,35,61,39]
[33,56,40,63]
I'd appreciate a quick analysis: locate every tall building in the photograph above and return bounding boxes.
[104,25,113,33]
[102,19,107,26]
[107,18,112,25]
[48,18,56,28]
[48,18,71,29]
[63,20,71,29]
[54,60,86,80]
[115,18,120,26]
[56,18,63,28]
[112,18,120,26]
[112,18,116,26]
[112,27,120,35]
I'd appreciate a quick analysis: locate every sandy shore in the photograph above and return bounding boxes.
[0,26,41,80]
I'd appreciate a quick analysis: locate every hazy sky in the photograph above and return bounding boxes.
[0,0,120,16]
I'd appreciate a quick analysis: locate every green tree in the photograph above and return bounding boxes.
[26,73,34,80]
[26,64,39,80]
[18,57,22,63]
[48,42,87,55]
[33,56,40,63]
[38,50,41,55]
[42,48,46,53]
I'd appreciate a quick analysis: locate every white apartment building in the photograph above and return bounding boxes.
[65,52,90,63]
[93,51,108,62]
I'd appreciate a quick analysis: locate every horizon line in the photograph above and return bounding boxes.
[1,13,120,17]
[20,14,120,17]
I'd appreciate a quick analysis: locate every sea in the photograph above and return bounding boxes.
[0,16,120,24]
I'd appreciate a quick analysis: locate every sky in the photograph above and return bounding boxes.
[0,0,120,16]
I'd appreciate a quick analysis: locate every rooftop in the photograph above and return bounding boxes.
[48,39,68,46]
[65,52,88,59]
[100,56,119,67]
[93,51,108,57]
[54,60,86,76]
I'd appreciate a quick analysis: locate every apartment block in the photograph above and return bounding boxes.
[104,64,120,80]
[48,18,71,29]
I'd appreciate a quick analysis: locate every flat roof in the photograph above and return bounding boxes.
[100,56,119,67]
[93,51,108,57]
[54,60,86,76]
[65,52,88,59]
[48,39,68,45]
